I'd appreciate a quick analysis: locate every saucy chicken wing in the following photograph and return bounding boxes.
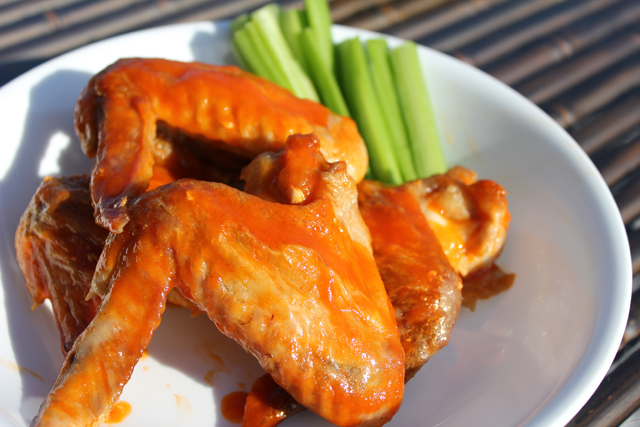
[358,179,463,380]
[14,175,105,355]
[415,166,510,278]
[30,134,404,427]
[239,168,511,426]
[14,176,200,356]
[76,58,368,233]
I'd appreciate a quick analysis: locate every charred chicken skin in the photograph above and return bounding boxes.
[15,175,105,355]
[14,176,199,356]
[76,58,368,233]
[28,134,404,427]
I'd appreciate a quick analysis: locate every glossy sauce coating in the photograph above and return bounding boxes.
[240,169,511,426]
[415,166,511,277]
[241,374,304,427]
[221,391,249,424]
[76,58,368,233]
[14,176,200,357]
[462,264,515,310]
[14,175,105,354]
[31,135,403,427]
[105,401,131,424]
[358,179,463,380]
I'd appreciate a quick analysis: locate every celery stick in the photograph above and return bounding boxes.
[300,28,350,116]
[251,6,319,101]
[230,13,250,34]
[232,24,282,85]
[366,39,417,182]
[391,42,446,177]
[280,9,307,70]
[243,21,289,88]
[337,38,403,184]
[304,0,334,70]
[231,36,251,71]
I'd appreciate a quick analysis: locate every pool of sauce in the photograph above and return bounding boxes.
[221,391,249,424]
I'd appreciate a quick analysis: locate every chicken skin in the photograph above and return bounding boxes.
[358,179,463,380]
[14,175,105,355]
[239,168,511,427]
[14,176,199,356]
[415,166,510,278]
[76,58,368,233]
[30,134,404,427]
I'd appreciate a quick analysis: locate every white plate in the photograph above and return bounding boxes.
[0,21,632,427]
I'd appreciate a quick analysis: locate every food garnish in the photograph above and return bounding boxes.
[231,0,446,183]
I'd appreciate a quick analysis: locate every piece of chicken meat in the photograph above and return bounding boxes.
[76,58,368,233]
[14,175,199,356]
[29,134,404,427]
[239,166,511,426]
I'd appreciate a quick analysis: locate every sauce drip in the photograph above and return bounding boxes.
[462,264,515,310]
[105,401,132,424]
[221,391,249,424]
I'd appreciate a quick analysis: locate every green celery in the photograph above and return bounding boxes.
[280,9,307,71]
[390,42,446,177]
[232,24,282,85]
[337,37,403,184]
[230,13,250,34]
[250,6,319,101]
[304,0,334,71]
[300,28,350,116]
[366,39,417,182]
[230,36,251,71]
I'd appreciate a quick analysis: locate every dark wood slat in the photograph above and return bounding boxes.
[544,54,640,128]
[382,0,510,42]
[0,0,151,50]
[515,28,640,106]
[0,0,23,7]
[337,0,455,32]
[487,0,640,86]
[621,288,640,348]
[0,0,276,62]
[330,0,392,22]
[452,0,620,67]
[572,92,640,155]
[633,230,640,280]
[0,0,87,27]
[597,135,640,187]
[148,0,302,27]
[416,0,563,52]
[613,167,640,225]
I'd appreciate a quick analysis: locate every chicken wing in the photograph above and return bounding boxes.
[357,179,463,380]
[76,58,368,233]
[415,166,510,278]
[14,175,104,354]
[14,176,200,356]
[239,168,511,426]
[31,134,404,427]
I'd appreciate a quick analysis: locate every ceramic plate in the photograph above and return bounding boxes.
[0,21,632,427]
